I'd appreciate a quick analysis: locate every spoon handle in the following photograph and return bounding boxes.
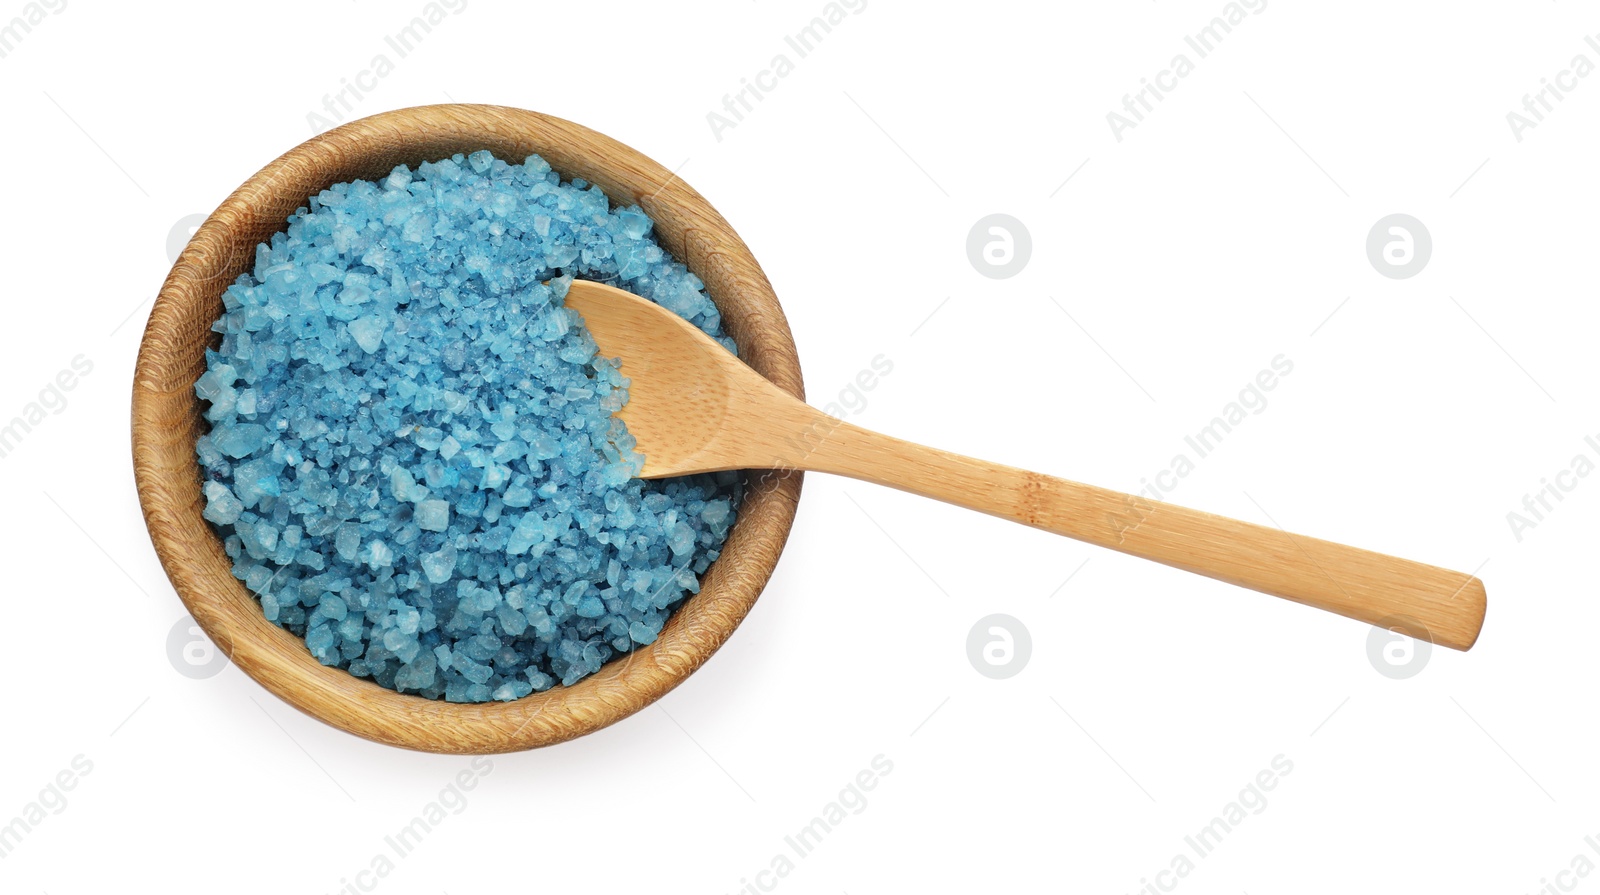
[795,417,1485,651]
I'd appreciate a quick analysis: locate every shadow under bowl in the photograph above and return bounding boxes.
[132,104,804,754]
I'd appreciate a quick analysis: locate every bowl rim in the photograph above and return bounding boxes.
[132,104,803,754]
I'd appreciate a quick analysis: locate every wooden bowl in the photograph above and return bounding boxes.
[132,105,804,753]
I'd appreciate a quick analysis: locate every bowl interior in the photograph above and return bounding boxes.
[133,105,803,753]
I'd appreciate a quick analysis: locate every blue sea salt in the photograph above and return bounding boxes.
[195,152,741,702]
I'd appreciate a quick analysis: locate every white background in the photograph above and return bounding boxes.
[1,1,1596,892]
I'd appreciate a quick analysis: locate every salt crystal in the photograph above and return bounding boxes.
[348,315,386,354]
[202,482,244,525]
[415,499,450,532]
[420,543,456,584]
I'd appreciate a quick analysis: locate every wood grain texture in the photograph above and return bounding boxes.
[566,279,1487,652]
[131,105,805,754]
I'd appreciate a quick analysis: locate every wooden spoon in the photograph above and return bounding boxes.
[564,280,1487,651]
